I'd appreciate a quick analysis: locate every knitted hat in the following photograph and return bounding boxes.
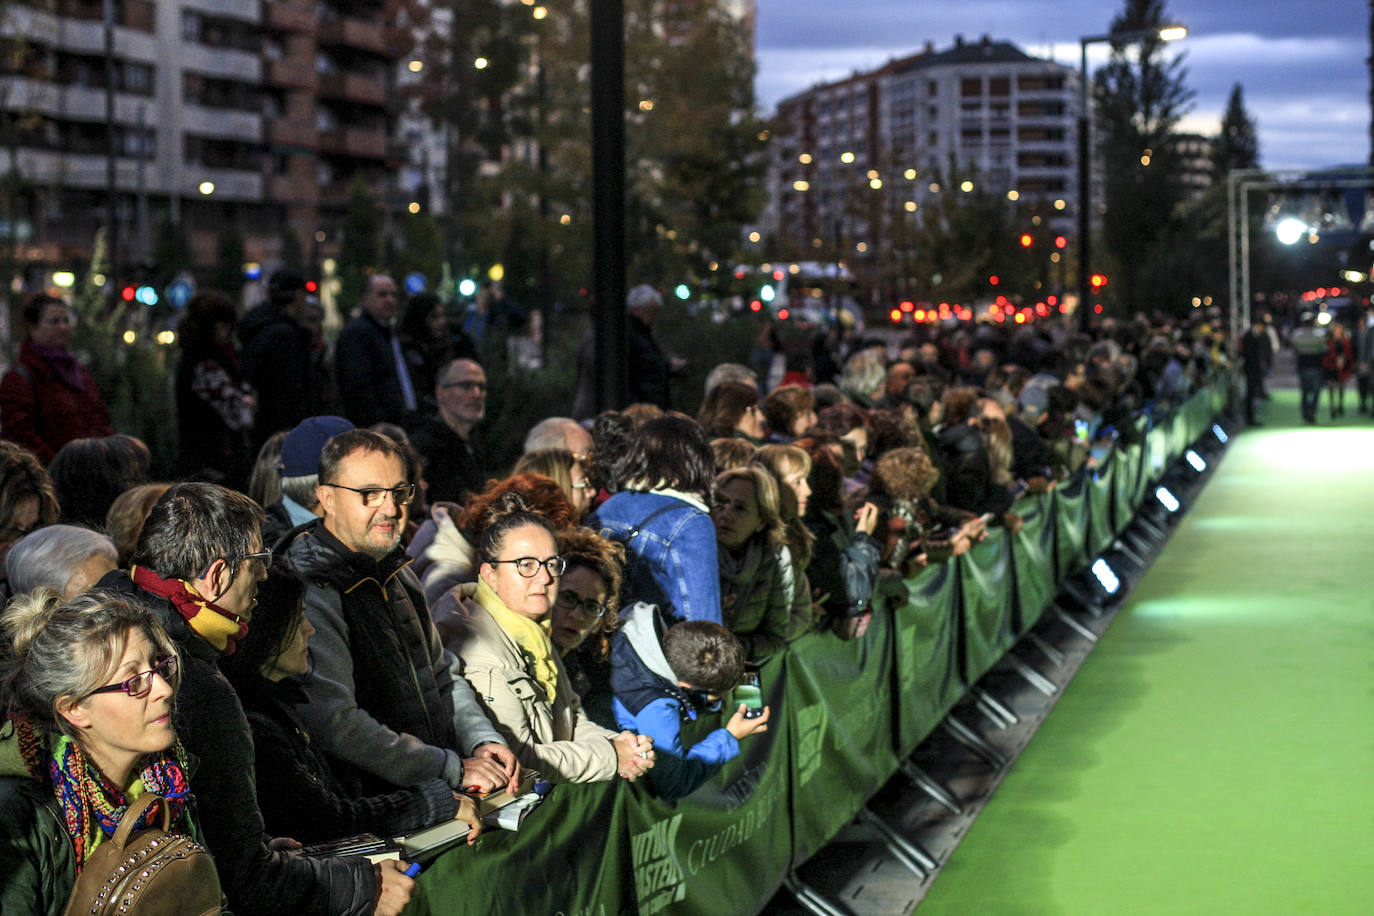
[279,416,354,477]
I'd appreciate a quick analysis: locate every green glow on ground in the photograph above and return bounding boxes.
[917,390,1374,914]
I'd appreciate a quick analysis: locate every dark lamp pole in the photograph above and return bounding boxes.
[1076,25,1186,331]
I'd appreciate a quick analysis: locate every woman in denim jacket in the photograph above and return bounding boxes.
[585,414,721,624]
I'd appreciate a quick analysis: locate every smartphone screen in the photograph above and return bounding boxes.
[732,669,764,719]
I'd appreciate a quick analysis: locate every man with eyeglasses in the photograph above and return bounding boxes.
[407,357,488,504]
[98,482,401,916]
[282,428,519,802]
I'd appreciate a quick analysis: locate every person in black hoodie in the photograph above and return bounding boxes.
[220,560,480,846]
[239,270,319,451]
[96,481,412,916]
[175,290,256,488]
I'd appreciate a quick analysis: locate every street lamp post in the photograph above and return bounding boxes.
[1076,25,1186,330]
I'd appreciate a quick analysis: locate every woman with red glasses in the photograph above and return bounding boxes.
[0,588,223,915]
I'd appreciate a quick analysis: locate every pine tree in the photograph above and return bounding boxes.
[1093,0,1196,313]
[1211,83,1261,180]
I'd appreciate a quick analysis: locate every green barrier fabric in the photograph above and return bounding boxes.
[623,647,795,916]
[893,562,963,753]
[956,529,1014,686]
[1085,457,1115,556]
[409,780,635,916]
[406,382,1229,916]
[1052,473,1088,580]
[1008,492,1055,634]
[1112,443,1139,534]
[785,612,902,862]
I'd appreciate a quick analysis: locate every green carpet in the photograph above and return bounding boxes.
[917,390,1374,914]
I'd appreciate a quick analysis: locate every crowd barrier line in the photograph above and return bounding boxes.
[406,380,1228,916]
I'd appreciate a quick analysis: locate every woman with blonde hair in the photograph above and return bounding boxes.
[512,449,593,520]
[712,465,795,661]
[0,589,222,914]
[750,445,818,640]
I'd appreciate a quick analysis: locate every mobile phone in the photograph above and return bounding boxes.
[732,668,764,719]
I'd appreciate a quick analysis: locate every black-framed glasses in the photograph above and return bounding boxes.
[489,556,566,578]
[554,589,607,621]
[322,483,416,508]
[86,655,178,699]
[195,548,272,584]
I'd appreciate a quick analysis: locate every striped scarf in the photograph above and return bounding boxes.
[131,564,248,655]
[11,714,192,871]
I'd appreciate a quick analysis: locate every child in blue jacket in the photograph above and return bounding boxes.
[610,604,770,799]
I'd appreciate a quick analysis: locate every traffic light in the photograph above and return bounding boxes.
[1090,274,1108,290]
[1019,234,1033,248]
[1054,236,1068,249]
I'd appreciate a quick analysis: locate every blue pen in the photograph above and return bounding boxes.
[403,862,422,878]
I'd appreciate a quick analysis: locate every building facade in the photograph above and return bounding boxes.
[2,0,397,292]
[765,36,1080,270]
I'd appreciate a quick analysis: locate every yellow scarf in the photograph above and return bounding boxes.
[474,578,559,707]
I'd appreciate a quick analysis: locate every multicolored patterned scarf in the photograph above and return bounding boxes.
[131,564,248,655]
[11,714,191,871]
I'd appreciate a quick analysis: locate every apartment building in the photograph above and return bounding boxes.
[3,0,396,287]
[765,36,1080,262]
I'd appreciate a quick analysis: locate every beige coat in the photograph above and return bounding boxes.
[433,584,619,784]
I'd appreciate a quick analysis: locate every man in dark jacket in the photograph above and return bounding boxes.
[626,284,681,408]
[335,276,416,428]
[97,481,410,916]
[407,358,487,505]
[283,429,518,798]
[240,270,319,451]
[1240,316,1274,425]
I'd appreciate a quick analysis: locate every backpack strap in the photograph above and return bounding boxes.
[109,793,170,850]
[625,502,688,541]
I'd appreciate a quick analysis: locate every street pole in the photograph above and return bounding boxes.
[590,0,627,412]
[1076,38,1090,333]
[1076,25,1187,333]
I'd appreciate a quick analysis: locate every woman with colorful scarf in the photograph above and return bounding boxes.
[432,492,656,785]
[0,588,221,916]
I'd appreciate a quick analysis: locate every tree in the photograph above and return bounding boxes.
[1211,83,1261,180]
[337,174,383,306]
[209,225,245,297]
[1093,0,1196,313]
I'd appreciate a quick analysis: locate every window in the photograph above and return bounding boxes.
[960,77,981,97]
[989,76,1010,96]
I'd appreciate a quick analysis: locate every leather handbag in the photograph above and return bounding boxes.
[62,792,222,916]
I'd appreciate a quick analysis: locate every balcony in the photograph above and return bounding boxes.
[270,174,319,206]
[267,59,316,90]
[267,120,317,150]
[317,127,387,161]
[266,0,314,32]
[317,17,388,57]
[318,72,387,108]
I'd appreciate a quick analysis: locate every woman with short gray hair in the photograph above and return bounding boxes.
[5,525,117,599]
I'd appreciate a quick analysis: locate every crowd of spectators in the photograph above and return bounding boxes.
[0,279,1232,915]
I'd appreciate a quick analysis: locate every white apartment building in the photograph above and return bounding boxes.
[766,35,1080,262]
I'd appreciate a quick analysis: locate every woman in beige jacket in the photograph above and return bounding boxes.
[431,492,655,785]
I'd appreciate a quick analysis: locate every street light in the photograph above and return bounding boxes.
[1077,24,1186,329]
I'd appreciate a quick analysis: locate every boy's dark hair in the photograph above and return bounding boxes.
[662,620,744,697]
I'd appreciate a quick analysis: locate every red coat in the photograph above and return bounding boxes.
[1322,334,1354,383]
[0,340,113,463]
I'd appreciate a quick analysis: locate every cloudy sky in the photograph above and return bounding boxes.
[754,0,1368,172]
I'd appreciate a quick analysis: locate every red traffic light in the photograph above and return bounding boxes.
[305,280,318,293]
[1054,236,1067,249]
[988,275,999,286]
[121,286,136,302]
[1090,273,1108,289]
[1019,234,1033,248]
